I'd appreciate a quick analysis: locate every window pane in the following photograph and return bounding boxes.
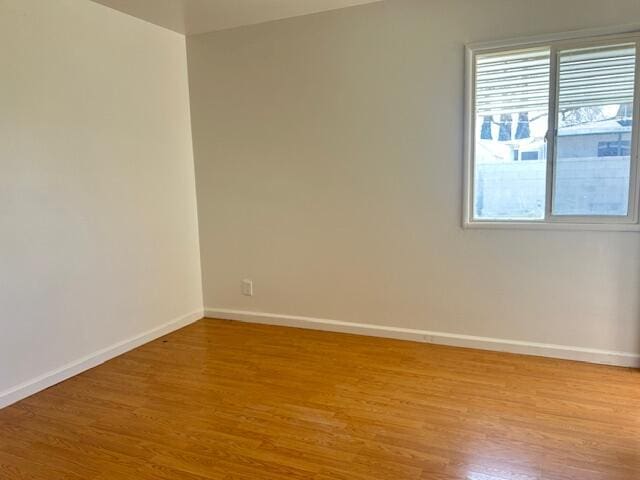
[473,48,550,220]
[552,44,636,216]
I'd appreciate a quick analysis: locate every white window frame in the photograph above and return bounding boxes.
[463,26,640,231]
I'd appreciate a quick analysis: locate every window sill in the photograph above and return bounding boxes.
[463,220,640,232]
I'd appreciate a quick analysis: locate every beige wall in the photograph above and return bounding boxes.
[0,0,202,398]
[188,0,640,355]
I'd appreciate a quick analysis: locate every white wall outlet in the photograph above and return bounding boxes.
[241,279,253,296]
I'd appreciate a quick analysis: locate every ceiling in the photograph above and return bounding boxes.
[91,0,384,36]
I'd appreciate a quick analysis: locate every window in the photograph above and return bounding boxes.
[598,140,631,157]
[521,151,540,161]
[465,31,640,228]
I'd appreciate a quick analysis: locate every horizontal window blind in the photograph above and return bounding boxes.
[558,44,636,109]
[475,48,550,115]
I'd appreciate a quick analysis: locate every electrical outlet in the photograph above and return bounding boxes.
[241,279,253,296]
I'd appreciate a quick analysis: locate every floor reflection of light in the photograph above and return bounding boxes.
[466,473,505,480]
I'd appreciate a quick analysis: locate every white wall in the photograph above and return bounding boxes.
[0,0,203,403]
[188,0,640,359]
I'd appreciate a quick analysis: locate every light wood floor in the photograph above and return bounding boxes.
[0,319,639,480]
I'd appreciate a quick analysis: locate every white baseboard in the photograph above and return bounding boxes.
[205,308,640,368]
[0,309,204,410]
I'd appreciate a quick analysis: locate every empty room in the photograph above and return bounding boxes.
[1,0,640,478]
